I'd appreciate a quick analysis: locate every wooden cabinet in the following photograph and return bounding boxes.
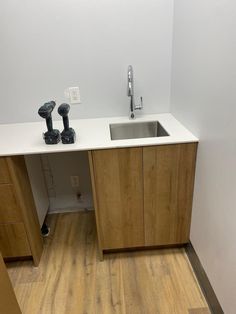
[0,158,11,184]
[143,144,197,246]
[0,223,31,257]
[89,148,144,250]
[89,143,197,258]
[0,156,43,265]
[0,185,22,223]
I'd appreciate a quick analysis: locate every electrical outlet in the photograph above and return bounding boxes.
[65,87,81,104]
[77,192,84,202]
[70,175,80,188]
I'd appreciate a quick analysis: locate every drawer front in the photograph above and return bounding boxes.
[0,223,31,258]
[0,185,22,223]
[0,158,11,184]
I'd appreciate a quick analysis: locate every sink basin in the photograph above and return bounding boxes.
[110,121,169,140]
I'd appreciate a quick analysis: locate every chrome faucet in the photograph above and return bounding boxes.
[127,65,143,119]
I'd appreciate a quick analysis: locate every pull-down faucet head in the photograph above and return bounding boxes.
[127,65,143,119]
[127,65,134,96]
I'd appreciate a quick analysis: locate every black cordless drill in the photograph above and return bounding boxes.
[38,101,60,144]
[58,103,76,144]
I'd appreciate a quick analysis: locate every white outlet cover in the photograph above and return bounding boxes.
[70,175,80,187]
[65,87,81,104]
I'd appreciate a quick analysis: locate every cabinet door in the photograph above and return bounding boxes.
[91,148,144,250]
[143,144,197,246]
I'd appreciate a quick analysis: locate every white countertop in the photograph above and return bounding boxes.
[0,113,198,156]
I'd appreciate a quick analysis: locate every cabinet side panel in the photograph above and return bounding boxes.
[176,143,198,242]
[6,156,43,265]
[24,155,49,228]
[0,185,22,223]
[0,157,11,184]
[144,143,197,246]
[0,223,31,257]
[92,148,144,250]
[88,151,104,260]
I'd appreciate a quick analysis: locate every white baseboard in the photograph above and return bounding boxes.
[48,193,93,214]
[48,207,94,214]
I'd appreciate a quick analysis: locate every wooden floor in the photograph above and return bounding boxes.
[7,212,210,314]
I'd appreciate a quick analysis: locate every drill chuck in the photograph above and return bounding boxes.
[38,101,56,119]
[38,100,60,144]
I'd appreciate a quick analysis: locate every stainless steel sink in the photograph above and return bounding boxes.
[110,121,169,140]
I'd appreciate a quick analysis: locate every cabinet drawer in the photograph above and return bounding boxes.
[0,158,11,184]
[0,223,31,258]
[0,185,22,223]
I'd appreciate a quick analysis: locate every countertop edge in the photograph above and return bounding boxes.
[0,113,199,157]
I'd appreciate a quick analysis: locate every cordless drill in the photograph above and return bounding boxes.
[38,101,60,144]
[58,103,76,144]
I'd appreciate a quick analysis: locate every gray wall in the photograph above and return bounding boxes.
[171,1,236,313]
[0,0,173,124]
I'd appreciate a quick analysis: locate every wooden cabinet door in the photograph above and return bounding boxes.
[143,144,197,246]
[90,148,144,250]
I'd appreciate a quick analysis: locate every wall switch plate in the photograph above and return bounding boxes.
[65,87,81,104]
[70,175,80,188]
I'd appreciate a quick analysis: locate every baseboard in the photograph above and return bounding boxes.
[185,243,224,314]
[48,207,94,214]
[48,193,93,213]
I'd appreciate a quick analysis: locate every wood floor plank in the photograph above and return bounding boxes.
[7,212,209,314]
[188,307,211,314]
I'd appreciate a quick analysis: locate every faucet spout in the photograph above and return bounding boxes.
[127,65,143,119]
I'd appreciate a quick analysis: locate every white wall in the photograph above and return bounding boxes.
[0,0,174,209]
[171,1,236,313]
[0,0,173,124]
[41,152,93,212]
